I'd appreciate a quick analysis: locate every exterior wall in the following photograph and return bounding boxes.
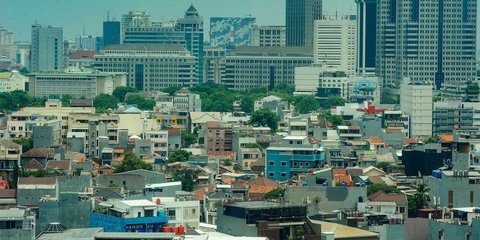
[30,24,63,72]
[400,82,433,137]
[266,146,324,181]
[428,218,480,240]
[210,17,256,48]
[37,193,91,235]
[223,47,313,91]
[216,206,258,237]
[203,48,225,84]
[162,200,200,228]
[428,172,480,208]
[285,186,367,214]
[90,212,168,233]
[94,47,196,91]
[17,187,57,206]
[286,0,322,47]
[28,73,124,99]
[250,25,286,47]
[314,17,357,77]
[368,224,404,240]
[0,71,27,92]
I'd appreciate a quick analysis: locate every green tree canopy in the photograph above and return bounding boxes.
[13,138,33,152]
[292,95,320,114]
[114,152,153,173]
[321,112,344,127]
[125,95,155,110]
[181,131,198,148]
[367,183,401,196]
[265,188,285,199]
[93,94,119,111]
[249,109,280,131]
[172,169,197,191]
[321,96,346,109]
[113,86,138,102]
[61,95,72,107]
[168,149,192,163]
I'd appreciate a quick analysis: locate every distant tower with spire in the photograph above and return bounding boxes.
[177,4,204,84]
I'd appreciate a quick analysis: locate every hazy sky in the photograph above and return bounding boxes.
[1,0,479,53]
[1,0,356,41]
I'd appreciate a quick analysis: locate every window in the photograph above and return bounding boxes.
[269,161,274,166]
[137,212,141,218]
[280,161,287,166]
[268,172,275,177]
[448,190,453,208]
[280,172,287,177]
[144,209,154,217]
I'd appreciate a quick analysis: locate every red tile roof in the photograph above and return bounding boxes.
[192,184,215,201]
[368,190,407,204]
[247,177,279,188]
[23,158,45,169]
[18,177,56,185]
[369,176,385,184]
[403,138,417,145]
[168,128,181,135]
[0,189,16,198]
[332,169,351,184]
[45,160,71,170]
[22,148,49,158]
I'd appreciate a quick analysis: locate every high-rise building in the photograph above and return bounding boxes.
[314,16,357,77]
[355,0,377,76]
[103,21,121,47]
[210,17,256,49]
[177,4,204,84]
[93,45,196,91]
[203,47,226,84]
[223,46,313,91]
[250,25,286,47]
[123,26,185,45]
[0,25,13,45]
[376,0,477,98]
[76,35,98,51]
[121,10,152,42]
[285,0,322,47]
[30,23,63,72]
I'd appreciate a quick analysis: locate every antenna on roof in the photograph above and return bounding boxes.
[83,24,86,35]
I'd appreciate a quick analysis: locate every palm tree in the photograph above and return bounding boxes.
[414,183,430,208]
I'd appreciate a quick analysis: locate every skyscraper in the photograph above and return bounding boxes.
[285,0,322,47]
[103,21,120,47]
[177,4,204,84]
[210,17,256,49]
[314,16,357,77]
[30,23,63,72]
[376,0,477,98]
[356,0,377,76]
[121,10,152,43]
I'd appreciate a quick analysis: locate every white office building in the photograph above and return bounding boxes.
[250,25,286,47]
[313,16,357,77]
[94,44,197,91]
[400,79,433,138]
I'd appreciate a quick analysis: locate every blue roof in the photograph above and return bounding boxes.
[123,106,142,113]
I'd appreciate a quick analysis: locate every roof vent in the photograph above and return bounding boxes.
[42,222,66,233]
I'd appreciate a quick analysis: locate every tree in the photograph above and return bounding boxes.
[223,159,232,166]
[321,96,346,109]
[172,169,197,191]
[240,96,254,114]
[93,94,119,111]
[125,95,155,110]
[162,86,182,95]
[249,109,280,131]
[113,86,138,102]
[13,138,33,152]
[18,67,29,75]
[114,152,153,173]
[181,132,198,148]
[292,95,320,114]
[265,188,285,199]
[367,183,400,196]
[273,82,295,95]
[168,149,192,163]
[321,112,344,127]
[408,183,430,217]
[60,95,72,107]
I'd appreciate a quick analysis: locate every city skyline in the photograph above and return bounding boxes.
[1,0,356,42]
